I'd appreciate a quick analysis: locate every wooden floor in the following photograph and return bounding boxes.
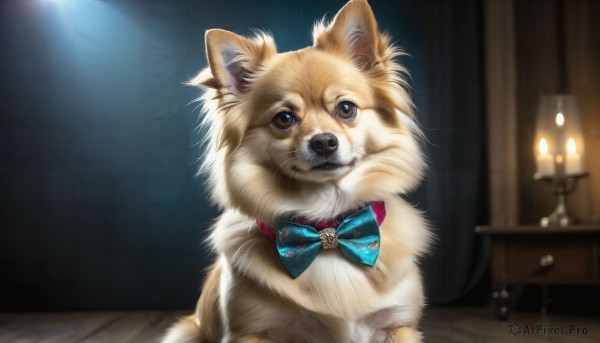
[421,307,600,343]
[0,307,599,342]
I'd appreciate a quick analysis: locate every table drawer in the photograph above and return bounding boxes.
[504,236,599,283]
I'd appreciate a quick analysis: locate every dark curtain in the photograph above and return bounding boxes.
[416,0,490,304]
[0,0,218,310]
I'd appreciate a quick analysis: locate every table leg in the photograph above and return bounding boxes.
[492,287,511,320]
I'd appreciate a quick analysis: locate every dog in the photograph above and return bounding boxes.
[162,1,430,342]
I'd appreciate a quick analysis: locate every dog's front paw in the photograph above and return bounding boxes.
[383,326,422,343]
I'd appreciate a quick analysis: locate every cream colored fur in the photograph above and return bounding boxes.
[163,1,430,342]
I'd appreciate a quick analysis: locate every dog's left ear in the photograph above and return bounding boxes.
[314,0,384,70]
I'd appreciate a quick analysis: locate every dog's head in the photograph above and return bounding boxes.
[193,0,425,221]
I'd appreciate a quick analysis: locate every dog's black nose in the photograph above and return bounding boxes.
[309,132,338,157]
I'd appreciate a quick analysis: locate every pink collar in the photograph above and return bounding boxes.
[256,201,386,243]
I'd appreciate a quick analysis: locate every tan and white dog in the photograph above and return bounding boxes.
[163,1,430,342]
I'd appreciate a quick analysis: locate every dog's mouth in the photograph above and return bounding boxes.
[290,159,357,173]
[310,158,357,171]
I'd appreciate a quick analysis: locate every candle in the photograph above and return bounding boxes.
[565,138,582,174]
[536,138,555,176]
[537,155,554,176]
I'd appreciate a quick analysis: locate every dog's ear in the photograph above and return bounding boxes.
[314,0,383,70]
[191,29,277,94]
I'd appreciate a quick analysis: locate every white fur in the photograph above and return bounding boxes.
[206,194,429,342]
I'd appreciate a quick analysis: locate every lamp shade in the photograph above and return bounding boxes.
[534,95,585,177]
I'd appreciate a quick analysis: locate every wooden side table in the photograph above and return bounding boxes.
[475,225,600,320]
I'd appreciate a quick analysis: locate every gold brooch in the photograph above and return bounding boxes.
[319,227,338,249]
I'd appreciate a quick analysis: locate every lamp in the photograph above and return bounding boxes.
[534,95,587,227]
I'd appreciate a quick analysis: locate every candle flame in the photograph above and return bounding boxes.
[567,138,576,154]
[539,138,548,156]
[555,113,565,126]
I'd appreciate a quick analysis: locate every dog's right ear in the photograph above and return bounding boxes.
[189,29,277,95]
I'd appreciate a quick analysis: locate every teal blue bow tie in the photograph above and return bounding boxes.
[276,205,381,278]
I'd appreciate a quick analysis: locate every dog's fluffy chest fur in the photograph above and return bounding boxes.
[209,195,427,342]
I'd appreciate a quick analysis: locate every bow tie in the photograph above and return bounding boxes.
[273,203,384,278]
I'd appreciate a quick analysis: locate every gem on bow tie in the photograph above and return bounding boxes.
[319,227,338,249]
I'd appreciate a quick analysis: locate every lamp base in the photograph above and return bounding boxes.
[534,172,588,227]
[540,194,569,227]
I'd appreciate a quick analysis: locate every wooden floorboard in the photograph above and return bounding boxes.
[0,311,186,343]
[0,307,598,342]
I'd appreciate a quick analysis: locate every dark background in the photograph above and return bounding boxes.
[0,0,490,310]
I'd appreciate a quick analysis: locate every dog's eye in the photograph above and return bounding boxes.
[272,111,298,130]
[335,101,357,121]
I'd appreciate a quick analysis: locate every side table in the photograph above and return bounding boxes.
[475,225,600,320]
